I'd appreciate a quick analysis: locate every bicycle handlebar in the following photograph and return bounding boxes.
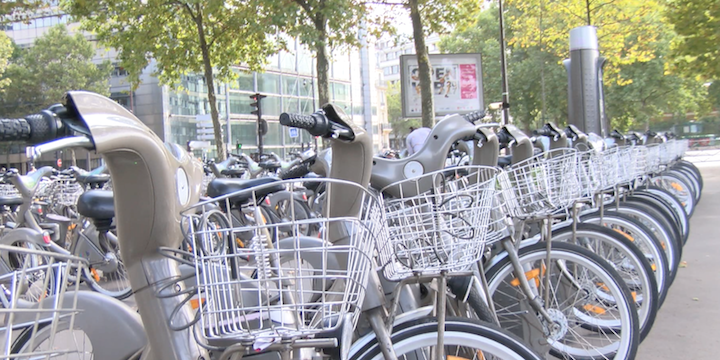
[0,110,66,145]
[280,105,355,142]
[279,162,312,180]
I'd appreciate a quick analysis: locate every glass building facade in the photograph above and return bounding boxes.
[164,38,376,159]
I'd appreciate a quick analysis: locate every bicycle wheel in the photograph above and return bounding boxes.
[4,241,57,303]
[550,223,659,341]
[671,166,702,204]
[12,321,95,359]
[351,317,544,360]
[486,241,640,360]
[649,173,695,217]
[613,202,683,284]
[673,161,702,192]
[580,211,671,307]
[631,187,689,244]
[78,230,132,300]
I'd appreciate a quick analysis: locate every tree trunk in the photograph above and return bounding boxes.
[409,0,435,128]
[195,7,226,161]
[316,37,330,106]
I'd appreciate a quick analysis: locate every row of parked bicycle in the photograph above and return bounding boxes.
[0,91,701,360]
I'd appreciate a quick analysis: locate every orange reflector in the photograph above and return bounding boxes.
[190,298,205,309]
[670,182,684,191]
[661,241,666,250]
[631,291,637,302]
[236,238,244,247]
[510,265,546,287]
[90,268,100,282]
[612,228,634,242]
[651,264,656,272]
[583,304,607,315]
[596,282,610,292]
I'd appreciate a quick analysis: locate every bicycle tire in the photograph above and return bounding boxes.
[632,187,689,244]
[485,241,640,360]
[448,276,496,324]
[580,211,671,307]
[550,223,659,341]
[622,195,685,245]
[351,317,544,360]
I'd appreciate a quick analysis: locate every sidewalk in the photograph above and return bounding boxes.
[637,153,720,359]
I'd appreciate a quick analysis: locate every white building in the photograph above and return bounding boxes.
[375,34,442,85]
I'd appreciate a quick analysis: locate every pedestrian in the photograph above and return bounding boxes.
[406,126,432,156]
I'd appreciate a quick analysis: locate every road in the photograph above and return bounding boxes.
[637,150,720,359]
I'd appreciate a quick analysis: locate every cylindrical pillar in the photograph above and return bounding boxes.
[567,26,609,136]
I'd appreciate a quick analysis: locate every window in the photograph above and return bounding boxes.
[111,64,129,77]
[282,76,298,96]
[228,92,254,115]
[257,73,281,94]
[231,70,254,91]
[280,51,296,72]
[383,67,392,76]
[110,92,131,109]
[391,65,399,74]
[331,82,350,102]
[298,78,313,97]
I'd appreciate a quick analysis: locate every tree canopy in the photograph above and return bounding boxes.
[440,3,713,132]
[64,0,285,159]
[0,26,111,117]
[665,0,720,81]
[0,33,12,92]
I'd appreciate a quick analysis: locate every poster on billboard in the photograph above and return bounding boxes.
[400,53,484,118]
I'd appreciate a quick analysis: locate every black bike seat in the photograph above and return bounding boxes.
[258,161,281,171]
[0,196,23,207]
[77,190,115,219]
[302,173,322,191]
[76,173,111,186]
[220,168,246,177]
[207,177,284,204]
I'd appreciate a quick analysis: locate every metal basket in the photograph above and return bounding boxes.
[645,144,662,174]
[499,148,581,217]
[377,166,499,281]
[576,150,605,197]
[50,175,83,206]
[0,245,87,359]
[0,184,18,198]
[599,147,621,190]
[614,146,646,184]
[180,178,382,343]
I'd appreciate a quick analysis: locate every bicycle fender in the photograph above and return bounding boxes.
[0,227,47,250]
[266,190,293,208]
[17,291,146,360]
[348,306,433,357]
[485,236,542,269]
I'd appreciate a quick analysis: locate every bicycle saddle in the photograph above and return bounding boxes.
[0,196,23,207]
[220,168,246,177]
[77,190,115,220]
[207,177,284,205]
[76,173,111,186]
[258,161,281,171]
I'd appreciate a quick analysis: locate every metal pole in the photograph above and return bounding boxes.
[498,0,511,124]
[225,83,231,157]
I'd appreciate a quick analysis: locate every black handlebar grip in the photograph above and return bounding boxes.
[280,163,311,180]
[279,112,330,137]
[0,110,59,144]
[280,113,315,129]
[0,118,31,142]
[533,128,553,137]
[463,110,486,123]
[497,130,512,145]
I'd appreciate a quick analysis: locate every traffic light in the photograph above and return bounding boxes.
[236,142,242,151]
[250,93,267,156]
[249,93,267,118]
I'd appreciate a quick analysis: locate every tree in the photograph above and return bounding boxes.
[440,6,568,131]
[0,0,47,23]
[273,0,390,107]
[386,81,419,147]
[506,0,664,85]
[403,0,475,128]
[0,33,11,92]
[0,25,112,117]
[665,0,720,81]
[64,0,283,161]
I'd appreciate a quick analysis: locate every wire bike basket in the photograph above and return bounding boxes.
[49,175,84,207]
[377,166,499,281]
[178,178,382,343]
[498,148,581,218]
[0,244,87,359]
